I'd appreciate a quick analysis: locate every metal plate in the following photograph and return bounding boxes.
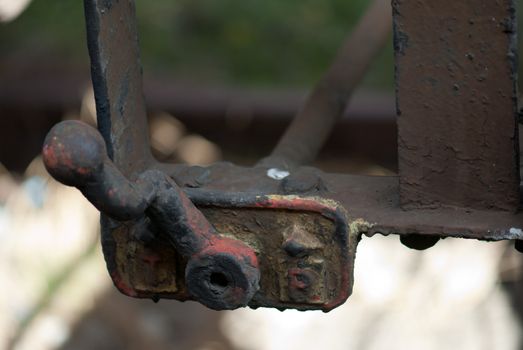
[393,0,520,211]
[102,195,357,312]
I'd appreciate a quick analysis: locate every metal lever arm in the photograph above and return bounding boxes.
[43,120,260,310]
[43,120,148,220]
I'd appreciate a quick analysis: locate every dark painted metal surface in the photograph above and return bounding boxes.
[166,162,523,242]
[393,0,520,211]
[41,0,523,311]
[84,0,152,176]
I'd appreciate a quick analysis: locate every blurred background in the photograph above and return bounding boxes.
[1,0,523,349]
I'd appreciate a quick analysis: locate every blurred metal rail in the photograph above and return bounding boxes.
[0,74,397,171]
[0,73,394,120]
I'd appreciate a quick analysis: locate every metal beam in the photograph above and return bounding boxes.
[393,0,520,211]
[84,0,152,176]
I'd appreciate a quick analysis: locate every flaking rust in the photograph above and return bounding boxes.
[103,195,359,312]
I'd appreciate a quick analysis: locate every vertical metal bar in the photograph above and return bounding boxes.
[84,0,152,177]
[393,0,520,211]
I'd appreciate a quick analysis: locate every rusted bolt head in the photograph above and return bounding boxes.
[185,237,260,310]
[43,120,106,186]
[280,167,326,194]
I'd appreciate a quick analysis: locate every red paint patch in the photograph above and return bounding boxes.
[142,253,161,266]
[288,268,309,290]
[42,145,59,169]
[254,197,335,216]
[76,167,91,175]
[206,235,259,268]
[111,272,137,297]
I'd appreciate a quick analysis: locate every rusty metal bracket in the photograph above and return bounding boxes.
[42,0,522,311]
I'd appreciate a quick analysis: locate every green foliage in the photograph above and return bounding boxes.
[0,0,394,89]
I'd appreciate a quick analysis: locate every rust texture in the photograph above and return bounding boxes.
[393,0,520,211]
[41,0,523,312]
[43,121,261,310]
[104,197,355,312]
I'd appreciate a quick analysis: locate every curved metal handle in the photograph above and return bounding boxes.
[142,169,260,310]
[43,120,148,220]
[43,120,260,309]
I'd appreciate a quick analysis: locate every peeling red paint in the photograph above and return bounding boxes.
[206,235,259,268]
[76,167,91,176]
[111,272,137,297]
[288,268,309,290]
[141,253,161,266]
[254,196,338,218]
[42,145,59,169]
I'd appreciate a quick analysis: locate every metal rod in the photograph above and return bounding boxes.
[84,0,152,177]
[259,0,392,169]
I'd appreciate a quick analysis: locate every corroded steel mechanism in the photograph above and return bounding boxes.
[42,0,522,311]
[43,120,260,310]
[42,120,357,311]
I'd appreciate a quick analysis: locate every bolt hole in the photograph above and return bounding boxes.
[210,272,228,288]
